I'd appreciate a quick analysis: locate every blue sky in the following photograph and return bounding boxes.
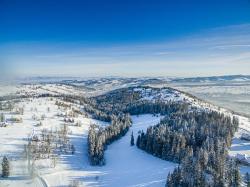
[1,0,250,77]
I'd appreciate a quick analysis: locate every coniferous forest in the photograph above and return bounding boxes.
[136,111,239,186]
[65,86,240,186]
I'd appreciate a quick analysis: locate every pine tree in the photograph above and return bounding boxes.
[136,134,141,147]
[71,144,75,154]
[245,172,250,187]
[166,173,173,187]
[130,132,134,146]
[233,162,241,187]
[0,113,5,122]
[2,156,10,177]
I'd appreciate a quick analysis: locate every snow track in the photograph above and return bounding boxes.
[43,115,176,187]
[37,176,48,187]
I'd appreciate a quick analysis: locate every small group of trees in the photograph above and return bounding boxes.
[0,113,5,122]
[2,101,14,111]
[55,100,72,108]
[1,156,10,178]
[13,107,24,115]
[24,124,75,168]
[245,172,250,186]
[130,131,134,146]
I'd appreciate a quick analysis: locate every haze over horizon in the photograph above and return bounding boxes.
[1,0,250,78]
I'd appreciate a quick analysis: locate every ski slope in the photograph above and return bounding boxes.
[43,115,176,187]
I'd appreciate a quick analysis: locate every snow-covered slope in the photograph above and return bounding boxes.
[132,86,222,114]
[133,87,184,103]
[1,80,250,186]
[0,96,176,187]
[43,115,176,187]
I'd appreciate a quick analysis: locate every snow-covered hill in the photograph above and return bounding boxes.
[0,96,176,187]
[2,75,250,99]
[1,79,250,186]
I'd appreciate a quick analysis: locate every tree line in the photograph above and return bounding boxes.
[136,111,239,186]
[88,114,131,165]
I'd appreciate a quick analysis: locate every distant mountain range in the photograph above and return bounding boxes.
[16,75,250,85]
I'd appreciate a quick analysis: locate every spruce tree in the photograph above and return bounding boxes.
[245,172,250,187]
[130,132,134,146]
[0,113,5,122]
[136,134,141,147]
[233,163,241,187]
[2,156,10,177]
[166,173,173,187]
[71,145,75,154]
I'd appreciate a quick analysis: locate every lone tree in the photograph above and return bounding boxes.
[136,134,141,147]
[245,172,250,187]
[71,144,75,154]
[0,113,5,122]
[130,132,134,146]
[2,156,10,177]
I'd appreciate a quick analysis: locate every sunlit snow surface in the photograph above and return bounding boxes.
[1,78,250,186]
[228,116,250,176]
[0,96,176,187]
[43,114,176,187]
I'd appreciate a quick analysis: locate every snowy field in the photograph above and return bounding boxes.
[228,116,250,176]
[0,96,176,187]
[229,116,250,157]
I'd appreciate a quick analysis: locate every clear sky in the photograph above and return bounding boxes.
[1,0,250,77]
